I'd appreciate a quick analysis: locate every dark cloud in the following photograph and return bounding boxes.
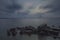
[0,0,23,18]
[44,0,60,13]
[39,0,60,18]
[0,8,14,13]
[6,4,22,10]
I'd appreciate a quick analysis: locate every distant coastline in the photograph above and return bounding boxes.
[0,17,60,19]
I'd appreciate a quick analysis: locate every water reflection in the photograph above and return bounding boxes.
[38,35,54,40]
[6,34,60,40]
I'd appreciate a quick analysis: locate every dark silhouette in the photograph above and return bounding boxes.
[7,28,17,37]
[11,31,17,36]
[7,30,11,36]
[59,26,60,28]
[6,24,60,39]
[10,28,16,32]
[16,27,22,30]
[52,25,55,27]
[19,31,23,35]
[53,37,57,39]
[27,32,31,36]
[10,28,17,37]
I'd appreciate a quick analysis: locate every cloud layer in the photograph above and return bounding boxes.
[0,0,60,18]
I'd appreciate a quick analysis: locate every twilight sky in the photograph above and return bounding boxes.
[0,0,60,18]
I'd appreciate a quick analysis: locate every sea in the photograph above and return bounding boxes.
[0,18,60,40]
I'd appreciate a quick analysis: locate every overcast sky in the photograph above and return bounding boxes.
[0,0,60,18]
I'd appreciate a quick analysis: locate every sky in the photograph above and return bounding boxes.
[0,0,60,18]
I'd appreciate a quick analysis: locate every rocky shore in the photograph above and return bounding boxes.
[7,24,60,39]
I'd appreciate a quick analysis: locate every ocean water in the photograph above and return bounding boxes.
[0,18,60,40]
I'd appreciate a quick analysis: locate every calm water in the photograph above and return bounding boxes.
[0,18,60,40]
